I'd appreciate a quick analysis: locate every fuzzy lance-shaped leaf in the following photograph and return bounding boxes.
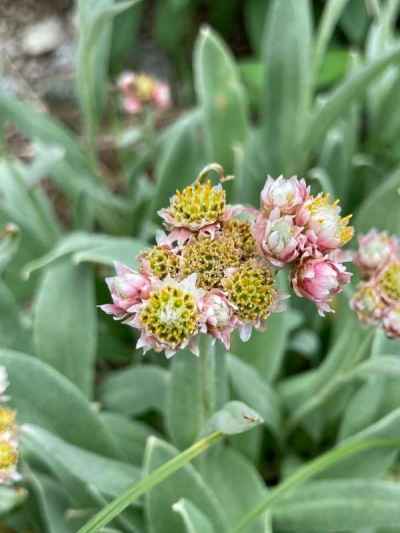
[0,282,30,352]
[22,425,141,499]
[279,309,365,417]
[166,350,205,450]
[0,224,20,275]
[338,355,400,439]
[194,26,249,173]
[144,437,229,533]
[324,408,400,479]
[150,110,207,220]
[77,0,141,141]
[0,92,88,171]
[303,46,400,155]
[166,344,228,450]
[203,447,271,533]
[355,166,400,234]
[338,378,385,441]
[99,365,170,416]
[34,259,97,397]
[204,401,264,436]
[173,499,215,533]
[0,160,60,249]
[0,350,119,457]
[26,468,73,533]
[227,355,282,440]
[273,480,400,532]
[339,0,370,45]
[0,486,27,517]
[23,232,142,278]
[100,412,161,466]
[73,237,144,268]
[261,0,312,175]
[244,0,269,55]
[313,0,350,79]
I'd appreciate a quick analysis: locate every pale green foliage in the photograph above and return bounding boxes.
[1,1,400,532]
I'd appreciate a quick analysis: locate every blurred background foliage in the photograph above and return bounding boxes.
[2,0,400,532]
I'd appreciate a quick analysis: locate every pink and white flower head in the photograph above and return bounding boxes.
[292,256,352,315]
[350,282,385,326]
[99,263,151,319]
[129,274,206,358]
[153,82,171,111]
[354,230,398,278]
[117,71,171,115]
[260,175,309,215]
[301,193,354,251]
[383,304,400,339]
[254,212,303,267]
[201,289,237,349]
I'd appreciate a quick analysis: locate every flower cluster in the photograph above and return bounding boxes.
[0,367,19,484]
[101,166,353,357]
[255,176,353,315]
[117,72,171,115]
[351,229,400,339]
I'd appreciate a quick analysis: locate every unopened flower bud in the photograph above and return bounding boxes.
[292,256,351,315]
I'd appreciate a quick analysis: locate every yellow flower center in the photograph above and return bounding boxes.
[143,246,180,280]
[0,441,17,470]
[140,286,199,348]
[135,74,156,101]
[222,261,276,322]
[0,408,15,433]
[379,262,400,301]
[223,219,257,261]
[169,180,225,228]
[181,236,240,289]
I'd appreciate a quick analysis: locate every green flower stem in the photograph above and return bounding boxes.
[199,335,216,423]
[77,431,223,533]
[234,437,400,532]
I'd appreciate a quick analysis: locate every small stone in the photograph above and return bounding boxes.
[22,17,64,56]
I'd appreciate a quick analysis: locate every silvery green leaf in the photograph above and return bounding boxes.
[204,401,263,436]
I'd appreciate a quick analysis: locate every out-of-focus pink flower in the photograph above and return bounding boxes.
[153,82,171,110]
[354,230,398,278]
[350,282,385,325]
[292,256,352,315]
[383,304,400,338]
[201,290,236,349]
[260,175,309,215]
[301,193,353,251]
[117,71,171,115]
[117,72,136,92]
[254,212,303,267]
[99,263,151,319]
[122,96,142,115]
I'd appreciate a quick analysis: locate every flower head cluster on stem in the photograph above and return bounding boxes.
[351,229,400,339]
[117,72,171,115]
[255,176,353,315]
[101,166,353,356]
[0,367,19,485]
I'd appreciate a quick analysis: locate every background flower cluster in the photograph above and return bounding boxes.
[351,230,400,339]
